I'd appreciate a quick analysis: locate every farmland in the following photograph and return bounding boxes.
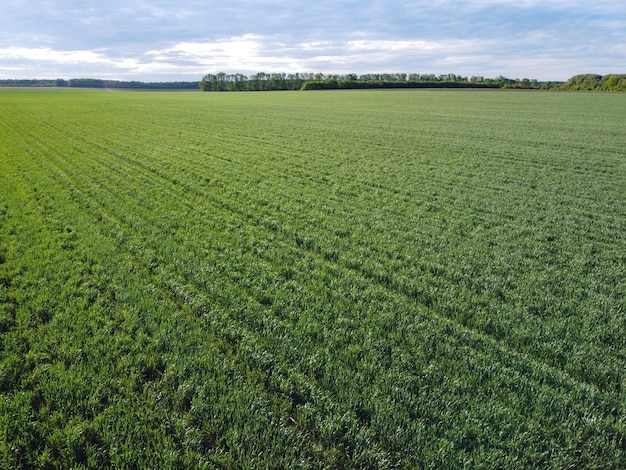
[0,88,625,468]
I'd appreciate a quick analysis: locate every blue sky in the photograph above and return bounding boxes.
[1,0,624,81]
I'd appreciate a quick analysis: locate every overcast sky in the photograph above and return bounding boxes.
[1,0,624,82]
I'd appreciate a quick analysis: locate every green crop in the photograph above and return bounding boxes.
[1,88,625,468]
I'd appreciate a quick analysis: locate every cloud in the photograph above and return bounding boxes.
[0,1,625,81]
[1,47,110,64]
[147,35,263,63]
[139,36,495,76]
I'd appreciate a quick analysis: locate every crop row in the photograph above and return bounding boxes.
[1,89,625,468]
[61,90,624,393]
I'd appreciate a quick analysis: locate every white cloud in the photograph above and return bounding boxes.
[147,35,263,62]
[1,0,625,81]
[0,46,154,79]
[345,38,488,53]
[0,47,136,67]
[138,36,497,76]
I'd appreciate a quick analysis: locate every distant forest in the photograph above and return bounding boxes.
[199,72,626,91]
[0,78,200,89]
[200,72,547,91]
[1,73,624,91]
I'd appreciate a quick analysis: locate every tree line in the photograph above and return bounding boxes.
[0,78,200,89]
[560,74,626,91]
[199,72,548,91]
[199,72,308,91]
[2,73,625,91]
[200,72,626,92]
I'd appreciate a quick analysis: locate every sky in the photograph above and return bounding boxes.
[0,0,624,82]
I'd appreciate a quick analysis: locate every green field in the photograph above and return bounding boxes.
[1,88,625,468]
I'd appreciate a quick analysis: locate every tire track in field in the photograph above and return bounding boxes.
[29,136,626,466]
[9,95,626,462]
[53,115,626,274]
[181,125,626,381]
[15,126,397,467]
[25,111,626,466]
[59,106,624,263]
[37,107,626,376]
[52,117,626,404]
[40,112,625,404]
[135,118,625,260]
[37,102,626,396]
[97,133,625,403]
